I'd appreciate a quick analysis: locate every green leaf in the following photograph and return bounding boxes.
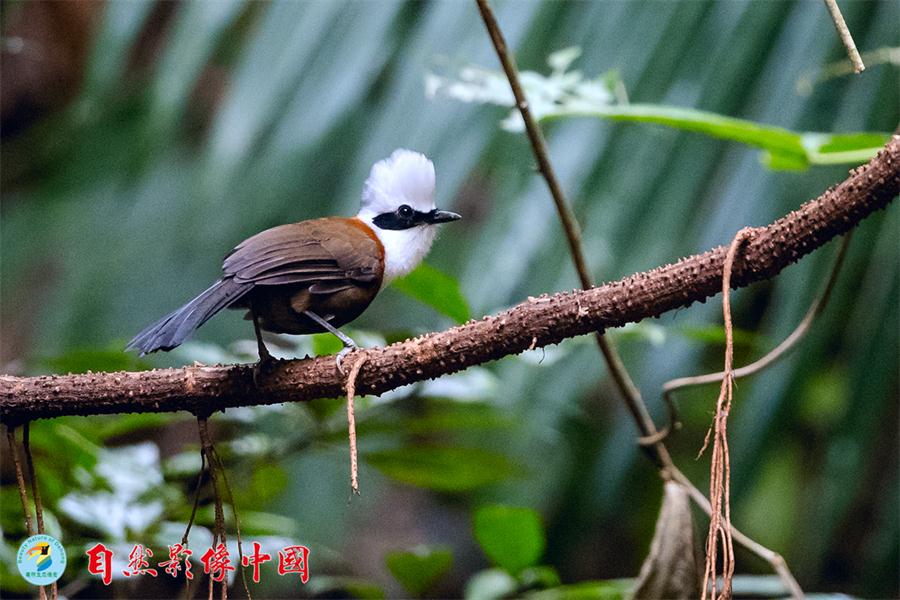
[87,413,179,440]
[359,401,511,436]
[541,103,808,165]
[386,545,453,597]
[36,343,152,374]
[232,510,298,537]
[803,132,888,165]
[392,263,471,324]
[519,566,562,589]
[312,332,345,356]
[677,324,762,348]
[797,367,849,429]
[366,446,518,492]
[541,105,888,170]
[251,463,288,502]
[524,580,632,600]
[611,322,667,346]
[760,150,809,171]
[49,423,102,471]
[473,505,545,574]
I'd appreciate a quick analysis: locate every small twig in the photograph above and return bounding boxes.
[210,445,251,599]
[664,233,851,401]
[701,228,756,600]
[636,385,682,446]
[822,0,865,73]
[474,0,591,285]
[23,423,55,600]
[474,0,670,470]
[197,417,227,600]
[344,353,368,496]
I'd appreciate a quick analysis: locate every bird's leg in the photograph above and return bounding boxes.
[303,310,358,375]
[251,304,275,385]
[252,308,272,362]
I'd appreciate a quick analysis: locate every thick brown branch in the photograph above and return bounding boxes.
[1,138,897,421]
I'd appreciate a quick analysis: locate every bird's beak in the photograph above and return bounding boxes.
[426,209,462,224]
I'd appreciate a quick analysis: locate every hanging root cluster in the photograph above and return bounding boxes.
[699,228,756,599]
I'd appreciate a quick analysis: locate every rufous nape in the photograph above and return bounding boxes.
[127,149,461,370]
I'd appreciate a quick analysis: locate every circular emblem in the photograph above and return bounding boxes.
[16,534,66,586]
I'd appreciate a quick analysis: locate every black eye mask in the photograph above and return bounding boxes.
[373,206,461,230]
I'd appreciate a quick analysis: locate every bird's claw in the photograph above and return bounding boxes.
[335,345,357,376]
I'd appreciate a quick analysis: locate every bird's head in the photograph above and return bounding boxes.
[357,149,461,284]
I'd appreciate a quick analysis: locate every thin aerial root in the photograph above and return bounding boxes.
[344,353,368,496]
[702,228,754,600]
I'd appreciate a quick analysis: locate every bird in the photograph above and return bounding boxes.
[126,149,461,370]
[26,542,52,571]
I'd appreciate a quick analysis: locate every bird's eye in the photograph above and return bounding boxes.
[397,204,414,219]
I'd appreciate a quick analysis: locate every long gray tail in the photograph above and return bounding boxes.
[126,278,251,355]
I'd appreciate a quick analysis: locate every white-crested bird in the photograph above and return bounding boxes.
[127,149,460,367]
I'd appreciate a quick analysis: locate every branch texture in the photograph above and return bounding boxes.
[2,137,898,421]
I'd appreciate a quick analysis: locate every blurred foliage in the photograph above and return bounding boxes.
[393,263,472,324]
[1,0,897,598]
[428,47,891,170]
[366,446,519,493]
[473,505,545,575]
[385,545,453,597]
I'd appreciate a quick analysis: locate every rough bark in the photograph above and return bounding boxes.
[1,137,897,422]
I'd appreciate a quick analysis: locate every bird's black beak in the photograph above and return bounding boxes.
[426,209,462,224]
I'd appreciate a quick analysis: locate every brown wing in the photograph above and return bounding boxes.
[223,218,383,289]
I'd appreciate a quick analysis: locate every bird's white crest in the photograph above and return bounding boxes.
[360,149,436,214]
[357,149,440,285]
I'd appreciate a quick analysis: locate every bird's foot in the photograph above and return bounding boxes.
[252,353,277,387]
[335,344,359,377]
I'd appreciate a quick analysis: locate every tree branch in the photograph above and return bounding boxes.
[1,137,897,422]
